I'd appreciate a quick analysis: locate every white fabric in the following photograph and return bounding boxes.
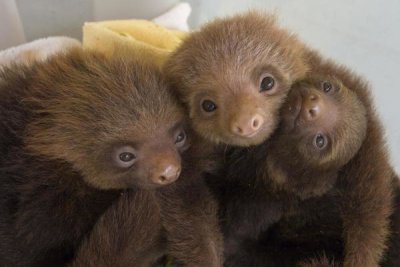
[152,2,191,32]
[0,36,81,68]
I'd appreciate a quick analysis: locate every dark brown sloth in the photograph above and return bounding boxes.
[165,11,308,147]
[218,54,395,267]
[0,48,222,267]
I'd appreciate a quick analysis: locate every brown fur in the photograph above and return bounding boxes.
[165,11,398,266]
[0,48,222,266]
[381,173,400,266]
[71,159,223,267]
[165,11,309,147]
[23,50,188,190]
[216,50,395,267]
[164,11,396,266]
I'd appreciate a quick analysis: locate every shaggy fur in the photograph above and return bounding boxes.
[71,156,223,267]
[215,50,396,267]
[0,48,222,266]
[165,11,309,147]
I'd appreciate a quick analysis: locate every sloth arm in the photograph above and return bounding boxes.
[339,146,393,267]
[157,172,224,267]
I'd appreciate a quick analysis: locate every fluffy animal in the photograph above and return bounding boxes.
[164,11,309,147]
[217,51,396,267]
[0,48,222,266]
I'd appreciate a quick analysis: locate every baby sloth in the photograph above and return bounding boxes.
[220,68,394,267]
[0,49,221,266]
[165,11,308,146]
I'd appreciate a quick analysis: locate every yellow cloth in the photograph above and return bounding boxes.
[83,19,187,66]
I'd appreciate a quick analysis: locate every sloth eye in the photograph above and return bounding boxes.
[175,130,186,144]
[119,152,136,162]
[314,134,327,149]
[114,146,137,168]
[260,75,275,92]
[201,100,217,112]
[322,81,332,93]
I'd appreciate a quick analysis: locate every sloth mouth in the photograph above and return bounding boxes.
[239,130,261,138]
[225,123,270,146]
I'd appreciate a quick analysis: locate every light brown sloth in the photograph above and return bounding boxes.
[165,11,308,147]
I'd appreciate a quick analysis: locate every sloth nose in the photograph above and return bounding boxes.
[302,93,322,121]
[231,113,264,137]
[151,163,181,185]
